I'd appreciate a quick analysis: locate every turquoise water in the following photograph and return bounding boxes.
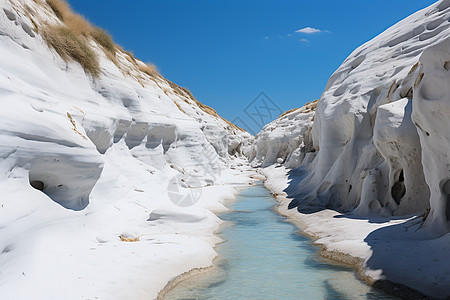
[164,183,395,300]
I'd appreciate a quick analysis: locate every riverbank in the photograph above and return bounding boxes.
[260,165,449,300]
[151,162,262,299]
[0,156,261,300]
[162,181,393,299]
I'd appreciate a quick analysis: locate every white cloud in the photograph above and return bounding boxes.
[299,38,309,43]
[295,27,322,34]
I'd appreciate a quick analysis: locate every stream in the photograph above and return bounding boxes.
[164,183,395,299]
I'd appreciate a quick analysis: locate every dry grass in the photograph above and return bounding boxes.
[90,27,115,55]
[43,0,118,75]
[387,80,398,99]
[114,45,134,62]
[224,118,245,131]
[65,13,91,35]
[46,0,91,34]
[30,17,39,33]
[66,112,88,140]
[304,99,318,112]
[124,50,137,65]
[195,100,219,118]
[168,80,220,117]
[139,63,159,77]
[24,5,39,33]
[43,26,100,77]
[24,4,36,17]
[416,207,431,231]
[167,80,187,97]
[278,108,299,118]
[408,62,420,75]
[46,0,68,20]
[414,72,424,89]
[179,86,195,100]
[174,101,187,114]
[115,45,136,63]
[119,235,140,242]
[165,80,244,131]
[43,0,163,80]
[279,100,318,118]
[41,0,238,133]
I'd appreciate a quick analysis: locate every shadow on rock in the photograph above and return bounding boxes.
[363,220,449,299]
[283,167,325,214]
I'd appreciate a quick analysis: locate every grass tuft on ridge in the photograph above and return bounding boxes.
[139,63,159,77]
[43,0,114,76]
[43,26,100,77]
[43,0,160,79]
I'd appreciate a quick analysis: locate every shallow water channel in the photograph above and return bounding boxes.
[165,183,395,300]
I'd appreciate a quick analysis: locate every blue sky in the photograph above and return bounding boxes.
[69,0,436,134]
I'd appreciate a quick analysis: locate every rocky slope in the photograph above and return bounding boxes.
[249,100,317,169]
[0,0,253,299]
[253,0,450,236]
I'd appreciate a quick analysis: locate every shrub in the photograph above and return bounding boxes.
[43,26,100,77]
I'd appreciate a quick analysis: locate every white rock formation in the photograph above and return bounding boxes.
[0,0,251,207]
[413,36,450,234]
[0,0,253,298]
[252,0,450,235]
[249,101,317,169]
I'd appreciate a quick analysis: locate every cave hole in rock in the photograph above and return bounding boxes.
[391,169,406,205]
[444,61,450,71]
[30,180,45,191]
[441,179,450,221]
